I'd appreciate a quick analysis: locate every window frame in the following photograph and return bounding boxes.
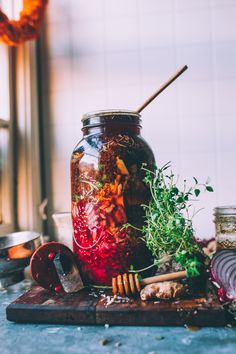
[0,46,16,235]
[0,42,43,236]
[15,41,43,233]
[0,0,43,236]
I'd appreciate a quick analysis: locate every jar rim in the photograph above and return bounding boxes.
[214,205,236,216]
[82,109,141,121]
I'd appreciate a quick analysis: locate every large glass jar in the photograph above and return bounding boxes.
[71,110,155,285]
[214,206,236,250]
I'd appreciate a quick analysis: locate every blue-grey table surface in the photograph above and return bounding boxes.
[1,281,236,354]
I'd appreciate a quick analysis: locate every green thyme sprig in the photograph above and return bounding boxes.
[135,162,213,277]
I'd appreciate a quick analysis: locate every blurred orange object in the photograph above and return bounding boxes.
[8,244,33,259]
[0,0,48,46]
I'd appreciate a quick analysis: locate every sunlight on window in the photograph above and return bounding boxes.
[0,128,10,225]
[13,0,23,20]
[0,130,2,224]
[0,0,13,18]
[0,0,23,19]
[0,44,10,120]
[0,129,4,224]
[0,0,19,235]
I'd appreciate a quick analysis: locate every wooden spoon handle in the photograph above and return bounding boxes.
[140,270,187,286]
[136,65,188,113]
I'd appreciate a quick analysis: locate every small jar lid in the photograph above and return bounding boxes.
[214,206,236,216]
[81,109,141,130]
[82,109,141,121]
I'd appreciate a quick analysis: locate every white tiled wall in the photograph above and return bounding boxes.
[44,0,236,239]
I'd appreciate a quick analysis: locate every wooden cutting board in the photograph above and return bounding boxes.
[6,285,229,326]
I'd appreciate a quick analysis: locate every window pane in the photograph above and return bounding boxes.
[13,0,23,20]
[0,0,13,18]
[0,44,10,120]
[0,0,17,233]
[0,0,23,19]
[0,0,23,120]
[0,127,11,225]
[0,0,23,20]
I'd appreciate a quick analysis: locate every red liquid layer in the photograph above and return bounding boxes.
[72,200,138,285]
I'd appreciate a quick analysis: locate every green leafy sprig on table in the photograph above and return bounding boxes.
[139,162,213,277]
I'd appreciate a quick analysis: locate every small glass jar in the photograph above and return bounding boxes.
[214,206,236,250]
[70,110,155,285]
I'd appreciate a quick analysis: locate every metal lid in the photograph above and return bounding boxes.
[82,109,141,121]
[0,231,41,250]
[214,206,236,216]
[82,109,142,130]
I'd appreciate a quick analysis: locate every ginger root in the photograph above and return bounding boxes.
[140,281,187,301]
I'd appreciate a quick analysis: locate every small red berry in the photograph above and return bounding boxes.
[48,252,55,261]
[54,284,62,293]
[218,287,227,302]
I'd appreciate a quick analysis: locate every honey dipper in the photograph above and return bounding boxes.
[112,270,187,296]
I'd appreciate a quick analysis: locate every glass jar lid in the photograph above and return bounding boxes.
[82,109,141,129]
[82,109,141,120]
[214,206,236,216]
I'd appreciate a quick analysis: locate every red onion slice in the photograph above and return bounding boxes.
[211,252,234,282]
[211,250,235,270]
[229,265,236,298]
[221,257,236,292]
[210,250,236,300]
[211,251,235,279]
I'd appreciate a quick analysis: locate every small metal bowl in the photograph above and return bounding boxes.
[0,231,42,288]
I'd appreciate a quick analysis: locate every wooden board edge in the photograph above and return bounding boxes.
[6,304,228,326]
[6,303,96,325]
[95,303,228,326]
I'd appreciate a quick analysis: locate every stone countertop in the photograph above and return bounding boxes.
[1,281,236,354]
